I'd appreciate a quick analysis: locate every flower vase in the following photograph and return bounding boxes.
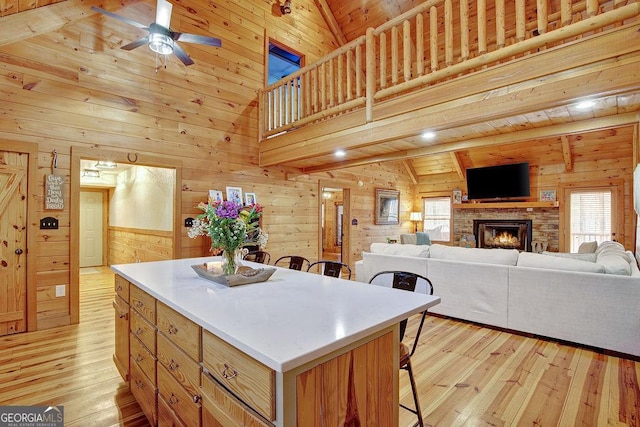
[221,249,242,275]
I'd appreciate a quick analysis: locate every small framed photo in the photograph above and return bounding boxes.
[208,189,224,204]
[453,189,462,204]
[245,192,257,206]
[226,186,243,205]
[540,190,557,202]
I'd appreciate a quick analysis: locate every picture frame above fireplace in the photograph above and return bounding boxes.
[539,190,557,202]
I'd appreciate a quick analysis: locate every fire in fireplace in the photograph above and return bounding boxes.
[473,219,533,252]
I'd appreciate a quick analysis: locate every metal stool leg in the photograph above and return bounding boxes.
[402,359,424,427]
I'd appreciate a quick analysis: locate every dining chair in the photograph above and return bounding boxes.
[242,250,271,264]
[274,255,311,271]
[307,260,352,280]
[369,270,433,427]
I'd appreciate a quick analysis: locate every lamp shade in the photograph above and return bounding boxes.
[409,212,423,221]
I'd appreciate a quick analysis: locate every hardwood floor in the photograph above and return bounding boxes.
[0,267,638,426]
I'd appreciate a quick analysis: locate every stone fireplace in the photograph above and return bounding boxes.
[473,219,533,252]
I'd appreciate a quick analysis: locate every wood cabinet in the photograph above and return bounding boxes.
[113,295,129,381]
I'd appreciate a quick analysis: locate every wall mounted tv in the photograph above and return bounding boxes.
[466,162,531,201]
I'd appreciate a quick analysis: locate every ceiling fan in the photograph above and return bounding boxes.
[91,0,221,68]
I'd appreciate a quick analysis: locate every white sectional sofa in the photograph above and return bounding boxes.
[355,242,640,357]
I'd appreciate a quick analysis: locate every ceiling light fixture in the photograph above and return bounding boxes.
[95,160,117,169]
[82,169,101,178]
[421,131,436,140]
[575,100,596,110]
[334,149,346,157]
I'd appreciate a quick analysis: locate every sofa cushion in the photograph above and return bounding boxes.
[578,241,598,253]
[429,244,519,266]
[541,251,597,263]
[517,252,606,273]
[595,241,631,275]
[416,232,431,245]
[399,234,417,245]
[369,242,430,257]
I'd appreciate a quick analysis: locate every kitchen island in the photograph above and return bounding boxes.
[111,257,440,426]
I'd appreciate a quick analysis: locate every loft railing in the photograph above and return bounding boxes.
[259,0,639,140]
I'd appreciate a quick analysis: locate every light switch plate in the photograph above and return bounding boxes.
[55,285,66,297]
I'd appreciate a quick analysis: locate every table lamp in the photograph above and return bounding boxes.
[409,212,422,233]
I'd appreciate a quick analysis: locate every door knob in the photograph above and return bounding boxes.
[15,249,23,255]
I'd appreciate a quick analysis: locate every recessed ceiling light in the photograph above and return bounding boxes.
[421,131,436,140]
[334,150,346,157]
[575,100,596,110]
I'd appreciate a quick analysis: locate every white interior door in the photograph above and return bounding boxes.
[80,191,104,267]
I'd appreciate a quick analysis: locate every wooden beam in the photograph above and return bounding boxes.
[402,160,418,184]
[313,0,347,46]
[0,0,141,48]
[449,152,465,180]
[560,135,573,172]
[300,113,639,173]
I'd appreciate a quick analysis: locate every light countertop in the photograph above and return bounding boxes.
[111,257,440,372]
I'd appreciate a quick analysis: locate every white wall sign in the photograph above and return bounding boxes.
[45,174,64,210]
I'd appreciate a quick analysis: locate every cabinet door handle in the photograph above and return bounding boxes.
[135,354,144,363]
[169,359,179,371]
[135,301,143,308]
[134,327,144,336]
[135,380,144,389]
[168,324,178,335]
[117,285,123,291]
[193,395,201,404]
[119,312,127,319]
[168,393,179,406]
[222,363,238,380]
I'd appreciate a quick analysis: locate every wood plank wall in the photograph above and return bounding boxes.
[0,0,415,330]
[416,127,635,250]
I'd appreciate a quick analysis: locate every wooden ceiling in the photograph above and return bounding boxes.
[4,0,639,179]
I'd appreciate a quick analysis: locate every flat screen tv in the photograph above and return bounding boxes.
[466,162,530,201]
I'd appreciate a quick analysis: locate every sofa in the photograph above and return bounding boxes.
[355,241,640,357]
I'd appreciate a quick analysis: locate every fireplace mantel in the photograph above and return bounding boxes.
[453,201,559,209]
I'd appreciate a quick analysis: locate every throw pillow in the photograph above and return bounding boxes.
[400,234,417,245]
[517,252,606,273]
[541,251,597,263]
[416,232,431,245]
[578,241,598,253]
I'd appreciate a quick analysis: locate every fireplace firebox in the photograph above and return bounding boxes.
[473,219,533,252]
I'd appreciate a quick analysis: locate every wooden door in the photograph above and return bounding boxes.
[0,150,28,335]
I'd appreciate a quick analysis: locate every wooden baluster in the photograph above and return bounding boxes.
[445,0,453,67]
[537,0,548,35]
[516,0,526,42]
[477,0,487,54]
[337,53,344,104]
[292,78,298,122]
[496,0,505,49]
[365,28,375,123]
[403,20,411,82]
[356,43,363,98]
[561,0,572,26]
[430,6,438,72]
[312,66,318,114]
[346,50,353,100]
[416,13,424,77]
[586,0,598,17]
[328,58,334,108]
[460,0,469,61]
[380,32,387,88]
[320,62,327,111]
[391,25,399,85]
[284,81,289,125]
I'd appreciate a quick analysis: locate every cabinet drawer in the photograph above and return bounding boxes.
[114,275,130,302]
[157,332,201,398]
[157,302,202,362]
[158,396,187,427]
[201,372,272,427]
[130,356,157,426]
[130,308,156,354]
[130,285,156,323]
[130,332,157,385]
[202,330,275,421]
[158,364,201,427]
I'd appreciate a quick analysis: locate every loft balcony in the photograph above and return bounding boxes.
[258,0,640,173]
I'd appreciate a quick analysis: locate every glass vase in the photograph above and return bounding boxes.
[221,249,242,275]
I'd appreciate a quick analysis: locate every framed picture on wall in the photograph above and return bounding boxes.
[245,192,257,205]
[208,190,224,204]
[375,188,400,225]
[226,186,243,205]
[540,190,557,201]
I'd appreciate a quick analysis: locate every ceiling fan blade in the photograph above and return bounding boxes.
[172,42,194,66]
[155,0,173,29]
[121,37,149,51]
[175,33,222,47]
[91,6,148,30]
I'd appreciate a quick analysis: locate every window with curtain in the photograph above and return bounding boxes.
[422,196,451,241]
[569,190,612,252]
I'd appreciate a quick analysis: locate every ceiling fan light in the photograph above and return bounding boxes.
[148,33,174,55]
